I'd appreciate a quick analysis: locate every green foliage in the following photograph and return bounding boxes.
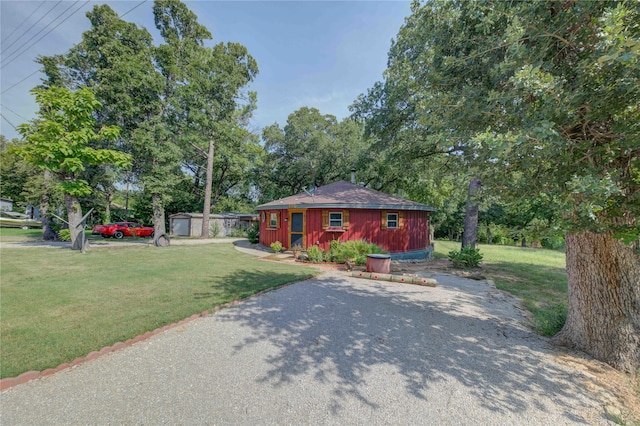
[306,245,325,263]
[209,221,221,238]
[329,239,387,266]
[270,241,283,253]
[259,108,371,200]
[17,87,130,198]
[57,229,71,242]
[533,303,567,337]
[355,0,640,241]
[246,221,259,244]
[448,246,483,268]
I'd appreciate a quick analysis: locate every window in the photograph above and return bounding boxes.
[387,213,399,229]
[270,212,278,228]
[329,212,343,228]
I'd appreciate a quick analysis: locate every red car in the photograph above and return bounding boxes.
[92,222,155,239]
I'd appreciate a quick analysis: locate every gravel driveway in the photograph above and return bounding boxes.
[0,271,608,425]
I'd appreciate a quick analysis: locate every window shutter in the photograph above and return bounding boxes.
[322,210,329,229]
[381,210,387,230]
[399,211,404,229]
[275,211,281,229]
[342,210,350,229]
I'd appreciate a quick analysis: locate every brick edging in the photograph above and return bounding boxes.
[0,274,316,392]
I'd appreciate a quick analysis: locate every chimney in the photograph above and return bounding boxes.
[350,168,356,184]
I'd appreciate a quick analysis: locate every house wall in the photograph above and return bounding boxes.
[259,208,430,253]
[259,210,289,248]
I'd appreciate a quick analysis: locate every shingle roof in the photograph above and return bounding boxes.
[256,181,435,212]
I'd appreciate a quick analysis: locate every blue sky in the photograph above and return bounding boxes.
[1,1,411,141]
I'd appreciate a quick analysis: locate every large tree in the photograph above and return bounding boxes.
[358,0,639,372]
[260,107,370,200]
[17,87,130,249]
[173,40,258,237]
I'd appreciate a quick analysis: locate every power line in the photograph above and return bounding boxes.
[2,1,47,46]
[2,1,80,67]
[121,0,148,18]
[1,113,18,131]
[1,0,62,55]
[1,104,28,121]
[0,69,41,96]
[1,1,90,70]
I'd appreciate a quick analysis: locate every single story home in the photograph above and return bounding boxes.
[170,212,258,237]
[255,180,436,260]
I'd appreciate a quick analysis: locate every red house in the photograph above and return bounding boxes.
[256,181,436,260]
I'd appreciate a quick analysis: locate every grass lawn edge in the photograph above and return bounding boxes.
[0,271,317,391]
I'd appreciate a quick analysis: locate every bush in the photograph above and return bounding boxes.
[270,241,283,253]
[227,227,246,238]
[448,245,483,268]
[246,222,259,244]
[58,229,71,242]
[209,221,221,238]
[329,240,387,266]
[306,245,325,263]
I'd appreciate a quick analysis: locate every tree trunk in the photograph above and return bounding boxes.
[487,225,492,245]
[552,231,640,374]
[64,193,84,250]
[200,137,215,238]
[151,193,170,247]
[40,170,57,241]
[521,236,527,247]
[152,193,166,235]
[462,177,481,249]
[104,192,113,224]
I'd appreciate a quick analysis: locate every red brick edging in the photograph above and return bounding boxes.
[0,275,315,392]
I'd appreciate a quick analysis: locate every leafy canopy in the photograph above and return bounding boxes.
[17,86,130,196]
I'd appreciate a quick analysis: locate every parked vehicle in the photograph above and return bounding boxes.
[91,222,154,239]
[0,211,42,229]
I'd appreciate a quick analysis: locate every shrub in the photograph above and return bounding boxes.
[448,245,483,268]
[306,245,325,263]
[270,241,283,253]
[58,229,71,242]
[246,222,259,244]
[227,227,246,238]
[331,240,387,266]
[209,221,221,238]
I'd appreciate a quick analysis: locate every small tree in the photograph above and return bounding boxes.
[18,86,130,250]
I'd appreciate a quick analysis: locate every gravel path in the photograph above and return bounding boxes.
[0,271,608,425]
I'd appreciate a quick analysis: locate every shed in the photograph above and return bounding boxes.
[170,212,258,237]
[0,198,14,212]
[255,181,436,260]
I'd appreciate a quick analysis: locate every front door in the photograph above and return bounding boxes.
[290,211,304,249]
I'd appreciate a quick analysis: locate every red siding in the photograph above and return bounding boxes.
[259,208,429,253]
[259,210,289,249]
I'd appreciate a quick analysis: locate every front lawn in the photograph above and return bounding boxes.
[0,244,316,378]
[0,227,44,242]
[433,240,568,335]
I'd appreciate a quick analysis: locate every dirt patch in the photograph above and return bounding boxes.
[555,352,640,424]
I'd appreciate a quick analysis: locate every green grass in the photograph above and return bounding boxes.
[0,244,316,378]
[434,240,567,336]
[0,227,44,242]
